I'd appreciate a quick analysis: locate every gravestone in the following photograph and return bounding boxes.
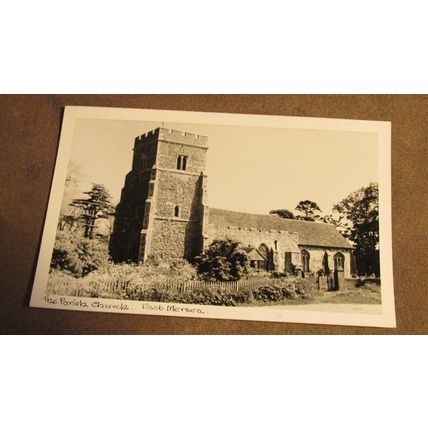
[334,267,345,290]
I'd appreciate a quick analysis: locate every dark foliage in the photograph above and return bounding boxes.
[269,209,295,219]
[50,230,110,276]
[295,200,322,221]
[194,239,250,281]
[71,183,115,239]
[124,286,250,306]
[120,278,314,306]
[334,183,379,276]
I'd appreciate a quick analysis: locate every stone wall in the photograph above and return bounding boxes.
[156,136,207,173]
[298,246,352,278]
[109,167,155,262]
[149,218,203,261]
[203,224,352,276]
[110,130,159,262]
[204,224,301,272]
[110,128,208,264]
[133,130,159,172]
[154,170,204,220]
[158,128,208,149]
[140,129,208,263]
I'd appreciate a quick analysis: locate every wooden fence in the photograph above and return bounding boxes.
[46,276,274,296]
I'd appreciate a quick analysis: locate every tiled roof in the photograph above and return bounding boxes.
[241,246,266,261]
[208,208,352,249]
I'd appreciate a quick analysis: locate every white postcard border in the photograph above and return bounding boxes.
[30,106,395,328]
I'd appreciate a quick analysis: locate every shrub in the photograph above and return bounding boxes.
[253,285,285,302]
[270,272,288,279]
[124,285,252,307]
[50,230,110,276]
[251,278,315,302]
[294,278,316,300]
[169,259,198,280]
[253,282,298,302]
[85,259,198,284]
[195,239,250,281]
[355,277,381,287]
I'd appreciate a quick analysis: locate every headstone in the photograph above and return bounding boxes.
[318,275,328,291]
[334,267,345,290]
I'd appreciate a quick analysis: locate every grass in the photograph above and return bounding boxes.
[315,283,381,305]
[242,282,381,307]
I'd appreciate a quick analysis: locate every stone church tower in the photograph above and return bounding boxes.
[109,128,208,264]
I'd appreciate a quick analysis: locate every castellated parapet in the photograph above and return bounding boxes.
[109,127,208,263]
[135,128,208,147]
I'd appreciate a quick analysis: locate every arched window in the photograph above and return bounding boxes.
[301,249,310,273]
[176,155,188,171]
[257,243,269,270]
[334,252,345,270]
[258,243,269,260]
[174,206,180,218]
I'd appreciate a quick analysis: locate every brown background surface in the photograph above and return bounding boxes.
[0,94,426,334]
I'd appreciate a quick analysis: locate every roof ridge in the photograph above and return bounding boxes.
[208,207,352,249]
[210,207,333,227]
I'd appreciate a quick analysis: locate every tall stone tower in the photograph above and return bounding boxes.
[109,128,208,264]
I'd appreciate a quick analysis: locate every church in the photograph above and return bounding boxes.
[109,127,353,278]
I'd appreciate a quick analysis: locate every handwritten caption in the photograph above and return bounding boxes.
[141,302,206,314]
[43,295,206,314]
[43,295,130,311]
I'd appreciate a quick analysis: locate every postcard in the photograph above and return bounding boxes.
[30,106,395,327]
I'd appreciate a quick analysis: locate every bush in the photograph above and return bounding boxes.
[253,283,297,302]
[50,230,109,276]
[86,259,197,284]
[252,278,315,302]
[253,285,286,302]
[124,285,252,307]
[195,239,250,281]
[355,277,381,287]
[294,278,316,300]
[270,272,288,279]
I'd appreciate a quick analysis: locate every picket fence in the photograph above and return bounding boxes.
[47,276,272,296]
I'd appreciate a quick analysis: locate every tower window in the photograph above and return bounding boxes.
[174,206,181,217]
[176,155,188,171]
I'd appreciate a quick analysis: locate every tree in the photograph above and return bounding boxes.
[269,209,295,219]
[58,161,83,232]
[194,239,250,281]
[333,183,379,276]
[71,184,115,239]
[295,200,322,221]
[322,213,350,239]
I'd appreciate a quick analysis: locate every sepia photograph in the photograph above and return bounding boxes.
[3,4,427,428]
[30,106,394,327]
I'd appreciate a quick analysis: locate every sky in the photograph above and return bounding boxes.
[69,118,378,216]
